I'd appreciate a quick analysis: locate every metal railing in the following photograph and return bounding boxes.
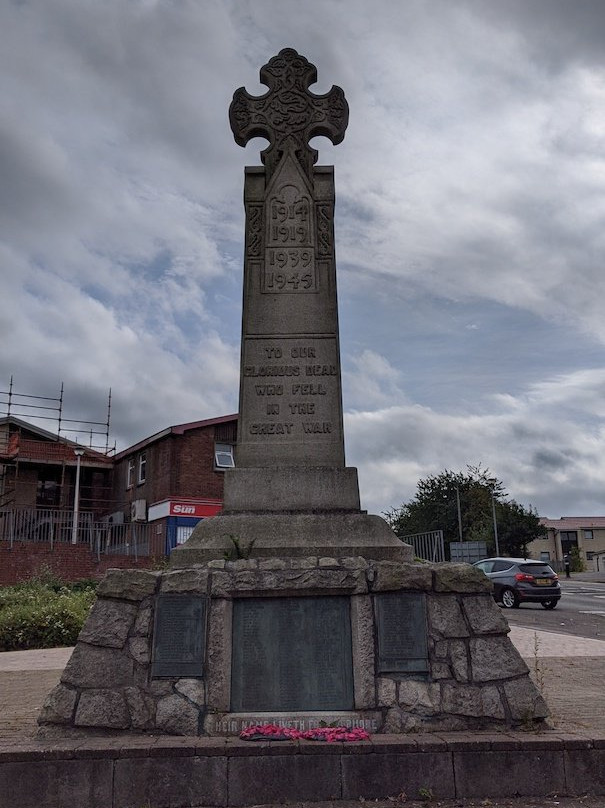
[449,540,488,564]
[0,507,164,558]
[401,530,445,562]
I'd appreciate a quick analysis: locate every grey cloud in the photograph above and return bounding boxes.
[532,448,576,471]
[466,0,605,70]
[2,0,605,528]
[346,362,605,519]
[0,123,80,240]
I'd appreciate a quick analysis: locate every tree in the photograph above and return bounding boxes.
[492,499,545,557]
[386,465,546,558]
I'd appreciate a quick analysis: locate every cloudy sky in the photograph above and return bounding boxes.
[2,0,605,519]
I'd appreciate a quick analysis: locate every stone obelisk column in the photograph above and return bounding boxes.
[225,47,358,512]
[172,49,410,564]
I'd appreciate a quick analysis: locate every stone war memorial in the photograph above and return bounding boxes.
[39,48,547,739]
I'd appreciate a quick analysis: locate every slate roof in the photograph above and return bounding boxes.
[114,414,238,460]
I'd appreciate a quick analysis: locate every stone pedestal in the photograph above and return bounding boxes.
[172,511,412,565]
[39,561,548,737]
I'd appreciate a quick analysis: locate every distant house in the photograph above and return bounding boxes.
[531,517,605,571]
[112,414,238,553]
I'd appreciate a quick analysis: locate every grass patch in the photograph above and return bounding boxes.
[0,571,97,651]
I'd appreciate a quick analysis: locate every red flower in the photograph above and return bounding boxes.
[240,724,370,742]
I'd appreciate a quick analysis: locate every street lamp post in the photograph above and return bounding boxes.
[455,486,463,542]
[71,448,85,545]
[491,491,500,556]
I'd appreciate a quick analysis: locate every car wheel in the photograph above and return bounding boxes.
[541,599,558,610]
[501,587,519,609]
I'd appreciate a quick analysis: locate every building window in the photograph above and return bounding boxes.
[127,458,135,488]
[177,526,195,544]
[587,551,595,561]
[37,478,61,508]
[214,442,235,470]
[138,452,147,484]
[584,530,594,540]
[540,551,551,562]
[560,531,577,554]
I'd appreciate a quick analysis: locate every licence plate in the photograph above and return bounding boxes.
[536,578,551,586]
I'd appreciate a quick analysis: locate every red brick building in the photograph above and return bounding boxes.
[0,413,238,582]
[112,414,237,553]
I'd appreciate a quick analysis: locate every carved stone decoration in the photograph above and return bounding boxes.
[229,48,349,181]
[316,203,333,258]
[246,203,263,258]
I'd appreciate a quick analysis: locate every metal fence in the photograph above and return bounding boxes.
[0,508,164,558]
[449,540,488,564]
[401,530,445,562]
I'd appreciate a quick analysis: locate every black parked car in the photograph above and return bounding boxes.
[473,557,561,609]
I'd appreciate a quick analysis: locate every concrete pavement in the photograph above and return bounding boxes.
[0,645,73,671]
[566,571,605,583]
[509,624,605,656]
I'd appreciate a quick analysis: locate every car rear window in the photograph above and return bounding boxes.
[519,563,555,575]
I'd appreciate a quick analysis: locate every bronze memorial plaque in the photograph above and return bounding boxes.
[375,591,429,675]
[151,594,206,678]
[231,595,354,711]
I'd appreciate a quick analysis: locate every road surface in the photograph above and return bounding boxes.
[502,579,605,639]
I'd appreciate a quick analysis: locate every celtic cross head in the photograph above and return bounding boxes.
[229,48,349,179]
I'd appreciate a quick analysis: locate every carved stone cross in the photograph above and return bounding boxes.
[229,48,349,179]
[171,47,411,565]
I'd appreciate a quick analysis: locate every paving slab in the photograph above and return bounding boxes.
[0,646,73,671]
[509,625,605,657]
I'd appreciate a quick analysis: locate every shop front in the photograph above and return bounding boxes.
[147,498,223,553]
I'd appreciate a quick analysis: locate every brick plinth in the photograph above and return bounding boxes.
[0,541,158,585]
[1,733,605,807]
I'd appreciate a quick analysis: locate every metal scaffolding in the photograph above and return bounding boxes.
[0,376,115,454]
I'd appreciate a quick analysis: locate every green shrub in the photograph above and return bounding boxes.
[66,578,99,593]
[0,579,96,651]
[570,546,585,573]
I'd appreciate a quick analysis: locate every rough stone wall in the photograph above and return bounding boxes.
[38,560,548,737]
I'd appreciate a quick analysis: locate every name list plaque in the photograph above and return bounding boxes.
[231,595,354,711]
[375,592,429,675]
[151,594,206,678]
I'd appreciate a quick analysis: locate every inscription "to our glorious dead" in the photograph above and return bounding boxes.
[244,364,337,377]
[244,342,338,439]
